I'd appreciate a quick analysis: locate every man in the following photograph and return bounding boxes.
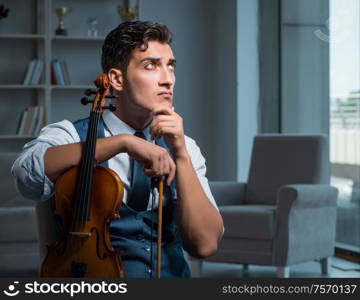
[12,21,223,278]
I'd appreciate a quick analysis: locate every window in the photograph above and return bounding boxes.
[329,0,360,252]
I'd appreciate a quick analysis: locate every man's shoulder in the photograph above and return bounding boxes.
[37,119,80,143]
[41,119,75,131]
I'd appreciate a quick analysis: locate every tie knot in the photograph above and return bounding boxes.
[134,131,146,140]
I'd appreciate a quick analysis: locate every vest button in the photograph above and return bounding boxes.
[144,247,150,252]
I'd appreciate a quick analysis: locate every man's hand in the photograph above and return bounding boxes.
[149,106,188,159]
[125,135,176,186]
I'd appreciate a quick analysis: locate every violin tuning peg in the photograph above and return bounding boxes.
[103,104,116,112]
[84,88,97,96]
[80,96,93,106]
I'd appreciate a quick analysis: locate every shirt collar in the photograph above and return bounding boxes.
[102,110,152,141]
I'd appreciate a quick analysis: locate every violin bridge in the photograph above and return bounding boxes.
[69,231,92,238]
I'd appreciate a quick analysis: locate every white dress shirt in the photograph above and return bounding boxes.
[12,110,218,211]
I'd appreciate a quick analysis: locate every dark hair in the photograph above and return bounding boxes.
[101,21,172,74]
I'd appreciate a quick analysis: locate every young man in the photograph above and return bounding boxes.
[12,21,223,278]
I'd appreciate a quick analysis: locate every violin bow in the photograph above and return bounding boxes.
[156,176,164,278]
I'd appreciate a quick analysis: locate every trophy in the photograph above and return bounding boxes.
[118,0,139,22]
[55,7,70,36]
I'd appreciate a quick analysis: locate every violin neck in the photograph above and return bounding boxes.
[73,110,101,223]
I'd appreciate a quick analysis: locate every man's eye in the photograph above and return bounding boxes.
[168,64,176,71]
[145,63,155,70]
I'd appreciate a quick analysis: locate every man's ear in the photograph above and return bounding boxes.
[108,68,124,92]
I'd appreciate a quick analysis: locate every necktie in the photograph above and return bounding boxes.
[127,131,151,211]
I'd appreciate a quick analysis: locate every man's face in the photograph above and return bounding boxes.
[121,40,176,113]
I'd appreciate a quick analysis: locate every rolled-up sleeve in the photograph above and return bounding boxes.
[11,120,80,201]
[184,136,218,211]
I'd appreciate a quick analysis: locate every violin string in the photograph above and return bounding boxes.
[72,130,88,232]
[87,110,100,221]
[79,112,91,226]
[83,111,94,223]
[82,110,97,223]
[76,109,95,231]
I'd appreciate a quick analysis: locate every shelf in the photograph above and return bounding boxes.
[0,85,46,89]
[0,135,36,139]
[51,36,105,41]
[0,0,117,144]
[0,34,45,40]
[51,85,95,90]
[0,85,95,90]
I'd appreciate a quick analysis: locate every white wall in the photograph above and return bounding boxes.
[281,0,330,135]
[141,0,239,180]
[237,0,260,181]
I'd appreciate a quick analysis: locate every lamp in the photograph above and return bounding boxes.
[118,0,140,22]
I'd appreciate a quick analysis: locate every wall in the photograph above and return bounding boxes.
[141,0,239,180]
[237,0,260,181]
[281,0,330,135]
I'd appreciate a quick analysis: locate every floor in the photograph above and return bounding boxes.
[1,256,359,278]
[194,256,360,278]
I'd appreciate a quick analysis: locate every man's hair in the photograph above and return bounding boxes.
[101,21,172,74]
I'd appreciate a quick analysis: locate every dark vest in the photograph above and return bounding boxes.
[73,117,191,278]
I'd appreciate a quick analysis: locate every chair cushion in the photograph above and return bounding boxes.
[220,205,276,239]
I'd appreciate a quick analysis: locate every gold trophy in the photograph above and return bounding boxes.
[118,0,139,22]
[55,7,70,35]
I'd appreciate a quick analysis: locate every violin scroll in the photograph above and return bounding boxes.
[80,73,117,113]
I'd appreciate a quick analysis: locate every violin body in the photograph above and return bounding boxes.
[40,165,125,277]
[40,73,126,277]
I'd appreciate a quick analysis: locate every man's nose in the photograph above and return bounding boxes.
[159,67,174,87]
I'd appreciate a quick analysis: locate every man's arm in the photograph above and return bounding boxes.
[45,133,176,183]
[44,134,129,182]
[175,152,224,259]
[150,106,224,259]
[12,120,177,201]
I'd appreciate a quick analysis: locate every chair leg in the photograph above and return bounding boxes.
[190,260,203,278]
[276,266,290,278]
[243,264,249,271]
[320,257,330,275]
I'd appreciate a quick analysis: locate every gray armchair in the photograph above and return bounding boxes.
[192,134,338,277]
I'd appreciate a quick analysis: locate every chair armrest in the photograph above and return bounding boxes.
[209,181,247,206]
[277,184,338,210]
[274,184,338,265]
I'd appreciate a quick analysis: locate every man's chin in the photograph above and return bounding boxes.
[153,101,173,110]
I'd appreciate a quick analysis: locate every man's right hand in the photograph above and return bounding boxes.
[124,135,176,186]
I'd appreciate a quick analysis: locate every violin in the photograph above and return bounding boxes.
[40,74,125,277]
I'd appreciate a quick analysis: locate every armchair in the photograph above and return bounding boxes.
[192,134,338,277]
